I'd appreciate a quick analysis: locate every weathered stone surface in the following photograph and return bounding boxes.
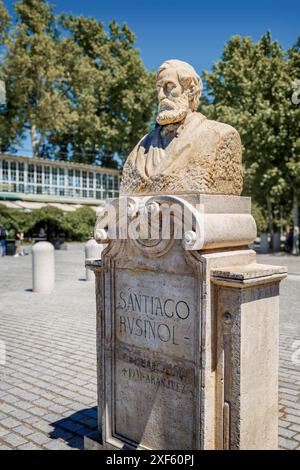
[121,59,243,196]
[88,188,288,450]
[212,264,287,450]
[94,194,257,250]
[91,55,287,448]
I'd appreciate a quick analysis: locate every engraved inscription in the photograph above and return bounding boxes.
[121,367,188,395]
[118,291,190,346]
[113,269,197,448]
[116,286,193,358]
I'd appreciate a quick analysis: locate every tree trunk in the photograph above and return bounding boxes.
[30,124,41,158]
[292,190,299,256]
[266,195,274,250]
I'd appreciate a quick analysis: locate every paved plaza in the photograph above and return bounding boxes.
[0,250,300,450]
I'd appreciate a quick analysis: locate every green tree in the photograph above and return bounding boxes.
[0,1,10,111]
[286,38,300,254]
[29,205,66,238]
[202,33,300,252]
[0,0,69,156]
[65,206,96,241]
[0,0,10,43]
[0,203,32,237]
[0,1,156,166]
[45,16,156,167]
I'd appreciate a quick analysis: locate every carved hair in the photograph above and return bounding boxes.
[156,59,203,111]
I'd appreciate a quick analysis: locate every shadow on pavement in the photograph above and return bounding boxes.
[49,407,98,450]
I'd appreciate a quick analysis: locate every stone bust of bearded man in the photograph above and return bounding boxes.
[120,59,243,196]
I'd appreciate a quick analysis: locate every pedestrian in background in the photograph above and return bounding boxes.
[14,230,24,257]
[0,225,7,257]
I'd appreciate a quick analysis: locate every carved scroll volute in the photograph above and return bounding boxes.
[94,195,204,258]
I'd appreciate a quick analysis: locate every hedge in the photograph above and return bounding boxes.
[0,204,96,242]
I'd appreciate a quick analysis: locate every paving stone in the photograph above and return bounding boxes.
[28,407,48,417]
[27,432,52,445]
[49,426,74,441]
[44,439,73,450]
[289,424,300,433]
[58,420,83,433]
[0,417,22,429]
[1,403,16,413]
[10,410,31,420]
[31,420,55,434]
[278,427,297,438]
[0,426,10,437]
[278,419,290,428]
[280,400,300,410]
[0,444,12,450]
[17,442,41,450]
[68,436,84,450]
[2,432,27,447]
[21,415,41,425]
[13,425,34,437]
[284,415,300,425]
[279,394,299,402]
[16,401,37,411]
[279,437,298,450]
[43,413,63,423]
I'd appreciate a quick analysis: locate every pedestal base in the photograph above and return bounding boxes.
[87,194,287,450]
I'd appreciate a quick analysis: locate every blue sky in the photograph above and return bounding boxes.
[4,0,300,75]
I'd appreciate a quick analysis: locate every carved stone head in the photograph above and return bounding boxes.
[156,59,203,126]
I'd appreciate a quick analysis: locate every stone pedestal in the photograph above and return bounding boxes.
[85,194,287,450]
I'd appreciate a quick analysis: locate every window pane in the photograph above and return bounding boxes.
[44,167,50,184]
[59,168,65,187]
[89,173,94,188]
[36,165,42,184]
[75,170,80,188]
[82,171,87,188]
[11,162,17,181]
[18,163,24,182]
[52,167,57,185]
[2,160,8,181]
[28,164,35,183]
[96,174,101,189]
[68,170,74,187]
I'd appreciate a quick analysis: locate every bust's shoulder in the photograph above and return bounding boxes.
[199,116,240,140]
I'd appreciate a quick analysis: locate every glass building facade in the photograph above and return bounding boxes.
[0,155,120,201]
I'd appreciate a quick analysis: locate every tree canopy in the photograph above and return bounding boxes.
[202,32,300,250]
[0,0,156,166]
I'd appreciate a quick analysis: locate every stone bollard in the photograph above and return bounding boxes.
[85,238,104,281]
[32,241,55,293]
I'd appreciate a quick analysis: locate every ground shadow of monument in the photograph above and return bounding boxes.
[49,407,98,450]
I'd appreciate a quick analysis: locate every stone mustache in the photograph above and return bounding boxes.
[121,59,243,196]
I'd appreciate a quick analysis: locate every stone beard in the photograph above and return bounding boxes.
[120,59,243,196]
